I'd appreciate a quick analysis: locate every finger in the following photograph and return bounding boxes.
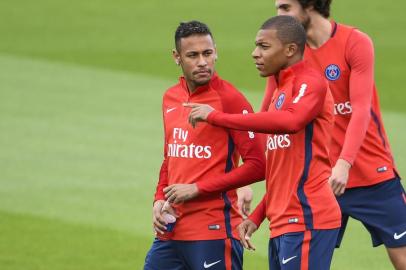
[163,185,174,193]
[337,184,346,196]
[328,176,333,185]
[243,202,251,216]
[237,198,243,212]
[246,238,256,251]
[167,193,177,203]
[239,229,250,249]
[153,220,167,233]
[153,224,166,235]
[329,178,338,191]
[333,184,342,196]
[155,213,167,225]
[165,188,175,199]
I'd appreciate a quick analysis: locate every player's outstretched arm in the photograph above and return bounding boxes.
[185,80,327,134]
[164,89,266,203]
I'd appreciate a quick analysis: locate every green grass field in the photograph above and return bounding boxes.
[0,0,405,269]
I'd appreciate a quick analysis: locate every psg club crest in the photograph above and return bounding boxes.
[275,93,285,110]
[325,64,341,81]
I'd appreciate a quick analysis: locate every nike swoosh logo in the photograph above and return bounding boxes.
[282,256,297,265]
[204,260,222,268]
[394,231,406,240]
[166,107,176,113]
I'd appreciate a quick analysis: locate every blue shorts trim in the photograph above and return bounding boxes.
[268,229,339,270]
[336,177,406,248]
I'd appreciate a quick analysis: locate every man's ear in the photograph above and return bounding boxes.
[285,43,298,58]
[172,49,181,65]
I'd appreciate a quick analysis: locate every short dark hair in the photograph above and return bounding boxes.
[298,0,332,18]
[174,20,214,51]
[261,15,306,54]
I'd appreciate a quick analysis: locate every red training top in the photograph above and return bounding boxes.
[263,22,398,188]
[208,61,341,238]
[154,73,265,241]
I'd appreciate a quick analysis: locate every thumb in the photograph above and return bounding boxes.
[237,196,244,209]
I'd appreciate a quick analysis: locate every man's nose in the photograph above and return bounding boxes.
[252,47,260,59]
[197,55,207,66]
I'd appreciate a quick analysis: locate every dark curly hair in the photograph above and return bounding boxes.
[174,20,214,51]
[298,0,332,18]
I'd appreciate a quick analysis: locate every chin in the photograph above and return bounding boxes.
[259,71,271,77]
[195,78,211,86]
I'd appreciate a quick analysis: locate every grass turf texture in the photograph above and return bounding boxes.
[0,0,405,269]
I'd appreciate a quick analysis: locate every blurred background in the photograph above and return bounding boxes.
[0,0,405,269]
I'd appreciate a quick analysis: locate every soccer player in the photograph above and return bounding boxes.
[259,0,405,268]
[172,16,342,270]
[143,21,266,270]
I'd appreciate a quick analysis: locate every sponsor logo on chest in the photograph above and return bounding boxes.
[168,127,212,159]
[334,101,352,115]
[267,134,291,151]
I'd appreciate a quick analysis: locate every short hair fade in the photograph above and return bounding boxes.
[174,20,214,51]
[261,15,307,54]
[298,0,332,18]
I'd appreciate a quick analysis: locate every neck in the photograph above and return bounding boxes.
[275,55,302,83]
[186,81,197,94]
[306,14,332,49]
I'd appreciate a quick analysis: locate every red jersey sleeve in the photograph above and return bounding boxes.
[207,77,327,134]
[339,30,374,165]
[196,86,266,195]
[248,194,267,227]
[154,104,169,201]
[260,76,277,112]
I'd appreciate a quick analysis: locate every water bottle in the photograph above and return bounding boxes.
[158,202,177,241]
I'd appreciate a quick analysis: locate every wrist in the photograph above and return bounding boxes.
[193,183,200,196]
[206,110,219,123]
[336,158,351,169]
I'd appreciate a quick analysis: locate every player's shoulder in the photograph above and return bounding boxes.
[163,81,182,99]
[295,64,326,85]
[213,76,248,102]
[337,23,372,44]
[212,75,253,113]
[293,64,327,93]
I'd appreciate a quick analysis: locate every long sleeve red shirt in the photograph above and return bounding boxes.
[208,61,341,238]
[154,73,265,241]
